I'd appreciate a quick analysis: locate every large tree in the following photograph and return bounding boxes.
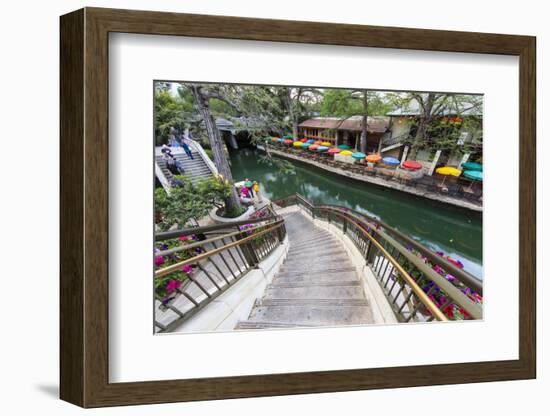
[391,93,483,156]
[320,90,392,153]
[189,85,243,213]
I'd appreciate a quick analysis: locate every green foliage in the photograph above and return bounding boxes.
[154,175,232,231]
[154,88,194,145]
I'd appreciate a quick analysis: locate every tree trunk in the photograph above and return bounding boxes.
[191,85,242,213]
[360,90,368,153]
[411,93,435,159]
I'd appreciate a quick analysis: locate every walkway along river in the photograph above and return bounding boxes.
[229,148,483,279]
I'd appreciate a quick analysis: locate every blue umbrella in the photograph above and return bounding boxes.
[306,139,315,144]
[382,157,400,166]
[317,146,329,152]
[352,152,366,160]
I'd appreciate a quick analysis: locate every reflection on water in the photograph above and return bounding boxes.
[229,148,483,279]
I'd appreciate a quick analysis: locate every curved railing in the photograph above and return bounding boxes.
[273,193,483,322]
[154,214,286,332]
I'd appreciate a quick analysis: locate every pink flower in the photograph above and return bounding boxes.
[178,235,189,241]
[433,264,443,274]
[181,265,193,275]
[166,279,181,293]
[154,256,165,267]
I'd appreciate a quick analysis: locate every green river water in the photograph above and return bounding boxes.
[229,148,483,279]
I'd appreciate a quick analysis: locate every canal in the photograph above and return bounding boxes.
[229,148,483,279]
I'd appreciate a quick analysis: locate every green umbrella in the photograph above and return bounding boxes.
[463,170,483,181]
[244,180,253,188]
[337,144,351,150]
[463,170,482,192]
[462,161,482,171]
[282,135,294,140]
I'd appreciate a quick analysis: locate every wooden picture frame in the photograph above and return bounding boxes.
[60,7,536,408]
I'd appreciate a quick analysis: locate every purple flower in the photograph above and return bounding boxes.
[445,274,457,282]
[166,279,181,293]
[181,265,193,275]
[436,251,445,256]
[154,256,165,267]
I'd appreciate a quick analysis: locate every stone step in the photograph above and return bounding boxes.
[235,320,318,330]
[264,285,364,300]
[290,236,336,249]
[268,280,360,288]
[274,269,358,284]
[286,246,346,259]
[280,255,351,270]
[248,300,373,326]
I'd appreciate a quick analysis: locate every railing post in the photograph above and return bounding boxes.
[343,218,347,234]
[237,232,260,268]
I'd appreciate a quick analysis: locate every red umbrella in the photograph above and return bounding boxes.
[402,160,423,171]
[283,139,293,145]
[327,147,341,155]
[300,138,308,143]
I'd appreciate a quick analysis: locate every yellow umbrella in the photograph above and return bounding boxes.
[293,141,303,147]
[321,141,332,146]
[340,150,353,156]
[435,166,461,186]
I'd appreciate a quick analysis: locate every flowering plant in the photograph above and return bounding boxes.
[401,247,483,320]
[154,234,201,303]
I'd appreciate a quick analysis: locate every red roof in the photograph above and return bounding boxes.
[298,116,389,133]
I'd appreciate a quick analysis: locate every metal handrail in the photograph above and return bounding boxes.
[154,218,287,332]
[274,193,483,321]
[156,215,279,241]
[276,193,482,294]
[340,213,447,321]
[156,220,284,278]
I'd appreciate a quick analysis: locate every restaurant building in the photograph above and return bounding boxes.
[297,116,390,154]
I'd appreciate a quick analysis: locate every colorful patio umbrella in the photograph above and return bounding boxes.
[306,139,315,144]
[382,157,400,166]
[366,154,382,163]
[463,170,483,181]
[352,152,366,160]
[309,144,319,151]
[320,141,332,146]
[283,139,293,145]
[293,141,303,147]
[340,150,353,156]
[277,138,284,143]
[282,135,293,140]
[327,147,341,155]
[462,161,482,171]
[314,140,323,145]
[271,137,279,142]
[299,138,308,143]
[317,146,329,152]
[463,170,483,192]
[435,166,462,186]
[337,144,351,150]
[301,142,311,149]
[402,160,423,171]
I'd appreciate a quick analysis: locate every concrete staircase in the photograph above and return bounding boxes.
[236,211,374,329]
[155,150,213,186]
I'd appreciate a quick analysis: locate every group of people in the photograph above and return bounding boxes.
[239,178,262,205]
[160,139,194,177]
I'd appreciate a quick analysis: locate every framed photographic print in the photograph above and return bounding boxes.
[60,7,536,408]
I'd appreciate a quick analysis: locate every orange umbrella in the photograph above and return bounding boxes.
[366,154,382,163]
[309,144,319,151]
